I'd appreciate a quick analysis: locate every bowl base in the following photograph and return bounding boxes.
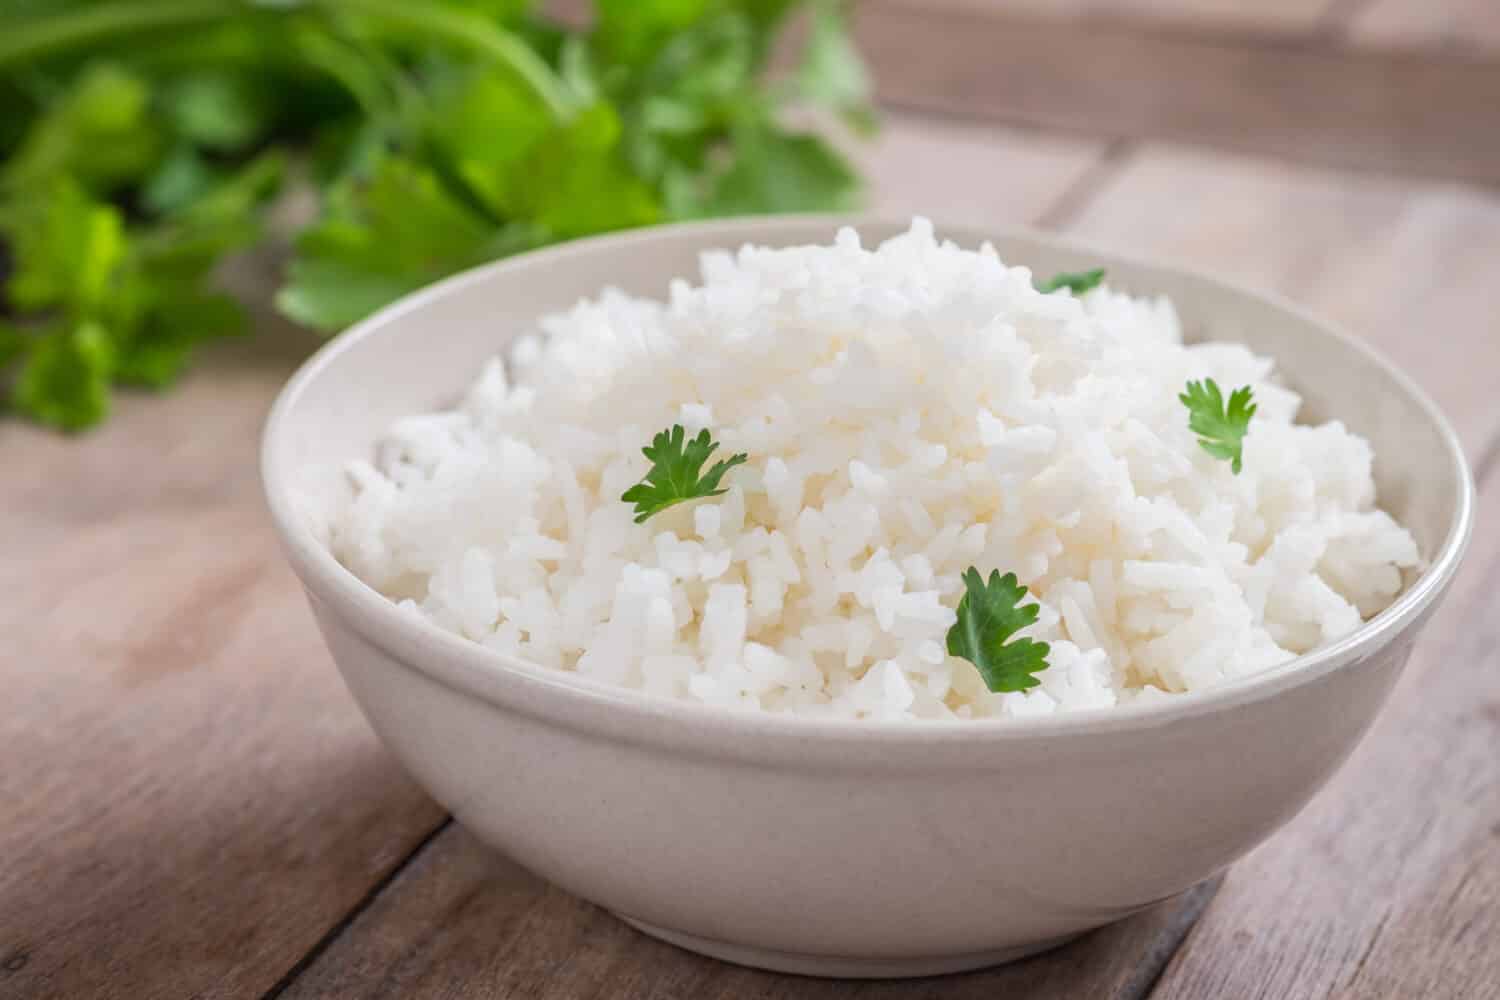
[612,913,1083,979]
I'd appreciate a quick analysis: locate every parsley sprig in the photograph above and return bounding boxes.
[621,425,748,524]
[1179,378,1256,474]
[1037,268,1106,295]
[946,568,1051,693]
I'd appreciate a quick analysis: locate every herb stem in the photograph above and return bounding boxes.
[0,0,572,118]
[319,0,571,117]
[0,0,230,65]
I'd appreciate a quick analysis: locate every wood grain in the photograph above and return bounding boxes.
[878,0,1334,35]
[0,258,447,1000]
[1350,0,1500,50]
[1089,0,1331,34]
[1066,144,1500,455]
[1058,145,1500,999]
[276,825,1220,1000]
[859,113,1109,226]
[857,2,1500,187]
[874,0,1500,51]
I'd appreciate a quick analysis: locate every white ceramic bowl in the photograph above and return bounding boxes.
[262,218,1472,978]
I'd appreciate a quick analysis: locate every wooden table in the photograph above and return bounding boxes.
[4,2,1498,997]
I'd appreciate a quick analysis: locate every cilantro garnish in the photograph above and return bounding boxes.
[621,425,748,524]
[946,568,1051,693]
[1179,378,1256,474]
[1037,268,1106,295]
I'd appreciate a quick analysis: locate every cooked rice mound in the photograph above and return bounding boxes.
[329,220,1420,720]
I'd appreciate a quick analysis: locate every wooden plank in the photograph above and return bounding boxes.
[1095,0,1329,33]
[1350,0,1500,50]
[1065,144,1500,455]
[276,825,1220,1000]
[1092,0,1327,33]
[859,112,1110,226]
[878,0,1333,35]
[1056,146,1500,999]
[875,0,1500,48]
[857,2,1500,187]
[0,257,448,1000]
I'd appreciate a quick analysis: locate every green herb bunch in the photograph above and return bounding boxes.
[0,0,874,431]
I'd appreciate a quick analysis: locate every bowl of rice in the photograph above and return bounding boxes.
[262,218,1472,978]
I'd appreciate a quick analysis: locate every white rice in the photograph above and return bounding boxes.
[327,220,1420,720]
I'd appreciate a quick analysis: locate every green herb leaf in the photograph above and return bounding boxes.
[1179,378,1256,475]
[12,322,114,432]
[425,67,553,208]
[946,568,1051,693]
[2,179,129,317]
[558,35,599,103]
[277,156,517,332]
[440,0,535,24]
[1037,267,1106,295]
[704,124,859,216]
[621,424,748,523]
[797,0,876,134]
[142,145,224,215]
[615,12,756,194]
[115,291,245,389]
[165,148,284,230]
[596,0,715,64]
[734,0,801,31]
[493,103,661,238]
[309,118,389,186]
[0,321,27,372]
[642,12,754,113]
[162,70,273,153]
[1,63,163,196]
[0,164,272,428]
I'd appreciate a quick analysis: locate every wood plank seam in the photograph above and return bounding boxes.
[1314,0,1384,40]
[1474,430,1500,486]
[857,1,1500,188]
[259,818,455,1000]
[1341,908,1393,995]
[1035,137,1139,232]
[1110,878,1225,1000]
[871,0,1494,58]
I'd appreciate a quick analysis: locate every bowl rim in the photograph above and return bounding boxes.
[261,213,1474,746]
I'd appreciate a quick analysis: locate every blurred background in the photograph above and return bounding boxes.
[4,3,1498,999]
